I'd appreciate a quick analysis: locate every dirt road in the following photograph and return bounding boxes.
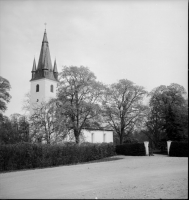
[0,154,188,199]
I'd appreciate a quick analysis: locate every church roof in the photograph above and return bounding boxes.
[30,30,58,82]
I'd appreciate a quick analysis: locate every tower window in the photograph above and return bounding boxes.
[36,84,39,92]
[51,85,53,93]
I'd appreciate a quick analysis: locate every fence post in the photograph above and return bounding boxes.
[144,141,149,156]
[167,140,172,155]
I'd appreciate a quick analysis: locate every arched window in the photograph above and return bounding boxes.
[36,84,39,92]
[50,85,53,93]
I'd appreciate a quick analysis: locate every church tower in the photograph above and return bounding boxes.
[30,29,58,113]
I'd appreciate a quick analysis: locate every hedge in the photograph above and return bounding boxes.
[169,141,188,157]
[116,143,146,156]
[0,142,115,172]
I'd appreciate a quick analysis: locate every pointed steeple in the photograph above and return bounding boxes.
[32,58,36,72]
[42,29,48,43]
[31,58,36,80]
[37,29,53,71]
[53,59,58,80]
[30,30,58,82]
[53,59,58,73]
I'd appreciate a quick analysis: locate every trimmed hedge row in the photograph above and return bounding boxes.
[0,142,115,172]
[116,143,146,156]
[169,141,188,157]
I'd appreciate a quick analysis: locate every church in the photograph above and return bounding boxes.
[30,29,58,113]
[29,29,113,144]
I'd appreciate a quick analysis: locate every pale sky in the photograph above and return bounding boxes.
[0,0,188,117]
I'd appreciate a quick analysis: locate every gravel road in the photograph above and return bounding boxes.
[0,154,188,199]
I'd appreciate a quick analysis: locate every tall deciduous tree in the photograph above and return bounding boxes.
[147,83,188,143]
[22,92,31,115]
[29,100,68,144]
[57,66,105,144]
[0,113,30,144]
[102,79,148,144]
[0,76,11,112]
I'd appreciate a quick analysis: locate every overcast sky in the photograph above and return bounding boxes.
[0,0,188,117]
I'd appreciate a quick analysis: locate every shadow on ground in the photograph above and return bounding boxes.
[86,156,124,164]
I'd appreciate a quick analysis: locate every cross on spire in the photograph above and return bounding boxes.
[44,23,47,32]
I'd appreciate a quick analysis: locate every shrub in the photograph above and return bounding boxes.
[169,141,188,157]
[115,143,146,156]
[0,142,115,172]
[123,137,139,144]
[157,140,167,153]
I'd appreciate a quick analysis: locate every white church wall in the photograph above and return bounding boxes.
[62,129,114,143]
[82,129,113,143]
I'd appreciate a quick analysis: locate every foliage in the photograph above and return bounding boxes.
[169,141,188,157]
[157,139,167,152]
[56,66,105,144]
[102,79,148,144]
[0,113,30,144]
[0,76,11,112]
[123,136,139,144]
[145,83,188,147]
[22,92,31,115]
[0,142,115,172]
[29,100,68,144]
[132,130,149,143]
[115,143,146,156]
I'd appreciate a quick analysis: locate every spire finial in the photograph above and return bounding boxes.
[44,23,47,32]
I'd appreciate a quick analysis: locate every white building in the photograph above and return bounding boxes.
[82,129,113,143]
[65,128,114,143]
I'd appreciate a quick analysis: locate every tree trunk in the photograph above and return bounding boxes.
[119,134,123,145]
[119,127,124,144]
[74,129,80,144]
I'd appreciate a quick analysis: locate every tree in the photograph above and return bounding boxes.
[22,92,31,115]
[0,115,14,144]
[147,83,188,143]
[57,66,105,144]
[0,76,11,112]
[0,113,30,144]
[102,79,148,144]
[10,113,30,143]
[29,100,68,144]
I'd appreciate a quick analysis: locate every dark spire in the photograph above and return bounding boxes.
[53,59,58,80]
[32,58,36,72]
[42,29,48,43]
[30,30,58,82]
[37,30,53,71]
[53,59,58,73]
[31,58,36,80]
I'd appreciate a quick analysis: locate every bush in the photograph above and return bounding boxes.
[0,142,115,172]
[116,143,146,156]
[169,141,188,157]
[123,137,139,144]
[157,140,167,153]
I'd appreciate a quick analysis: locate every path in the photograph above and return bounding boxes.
[0,155,188,199]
